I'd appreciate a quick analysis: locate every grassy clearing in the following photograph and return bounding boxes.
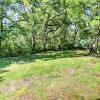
[0,50,100,100]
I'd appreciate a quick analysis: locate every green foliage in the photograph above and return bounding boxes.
[0,0,100,56]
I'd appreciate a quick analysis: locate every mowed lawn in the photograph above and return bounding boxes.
[0,51,100,100]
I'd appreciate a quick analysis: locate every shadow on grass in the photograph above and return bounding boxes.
[0,50,89,69]
[0,69,10,82]
[0,69,9,73]
[0,76,4,82]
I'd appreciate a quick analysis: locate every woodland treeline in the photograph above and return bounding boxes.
[0,0,100,57]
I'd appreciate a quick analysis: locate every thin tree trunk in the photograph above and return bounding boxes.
[31,21,36,53]
[73,22,77,47]
[43,26,48,50]
[32,32,36,52]
[96,30,100,49]
[43,15,49,50]
[0,20,3,56]
[0,0,4,56]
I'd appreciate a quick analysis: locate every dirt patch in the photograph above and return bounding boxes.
[82,65,93,69]
[14,93,31,100]
[0,75,49,96]
[46,88,84,100]
[80,72,92,76]
[46,89,59,100]
[94,72,100,77]
[63,68,75,75]
[30,74,50,81]
[18,78,30,87]
[48,68,75,79]
[0,80,17,94]
[19,94,30,100]
[47,95,57,100]
[81,71,100,77]
[63,93,84,100]
[0,77,31,95]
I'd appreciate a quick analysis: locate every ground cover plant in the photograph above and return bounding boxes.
[0,50,100,100]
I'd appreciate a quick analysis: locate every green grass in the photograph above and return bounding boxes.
[0,50,100,100]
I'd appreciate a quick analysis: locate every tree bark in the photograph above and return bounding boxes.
[0,0,4,56]
[96,30,100,49]
[43,14,49,50]
[73,22,77,47]
[0,19,3,56]
[31,21,36,53]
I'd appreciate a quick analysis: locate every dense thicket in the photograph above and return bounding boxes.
[0,0,100,56]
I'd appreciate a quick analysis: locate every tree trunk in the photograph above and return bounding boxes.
[43,29,47,50]
[31,32,36,52]
[0,21,2,56]
[43,15,49,50]
[31,20,36,53]
[73,22,77,47]
[0,6,4,56]
[96,30,100,49]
